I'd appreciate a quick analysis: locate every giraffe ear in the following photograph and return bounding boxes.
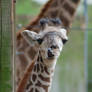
[59,28,68,44]
[21,30,42,45]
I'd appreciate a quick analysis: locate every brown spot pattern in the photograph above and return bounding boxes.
[32,74,37,82]
[26,81,33,90]
[50,9,59,18]
[30,88,34,92]
[28,47,36,60]
[40,64,44,72]
[44,66,50,75]
[34,65,37,72]
[18,54,28,68]
[51,0,58,7]
[38,74,50,82]
[63,2,75,15]
[37,56,40,62]
[35,88,39,92]
[71,0,79,4]
[36,81,49,92]
[40,56,43,62]
[59,0,65,4]
[37,64,40,72]
[59,12,70,27]
[18,39,29,52]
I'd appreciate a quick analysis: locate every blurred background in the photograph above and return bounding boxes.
[16,0,92,92]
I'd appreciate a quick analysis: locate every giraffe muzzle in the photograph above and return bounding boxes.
[48,49,54,58]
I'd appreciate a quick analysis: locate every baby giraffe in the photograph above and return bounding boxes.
[21,19,68,92]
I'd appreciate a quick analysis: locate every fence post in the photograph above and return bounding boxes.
[0,0,15,92]
[84,0,88,92]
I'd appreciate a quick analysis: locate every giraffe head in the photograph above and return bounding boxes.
[22,18,68,67]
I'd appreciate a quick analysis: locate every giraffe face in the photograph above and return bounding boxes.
[39,27,68,63]
[40,33,63,60]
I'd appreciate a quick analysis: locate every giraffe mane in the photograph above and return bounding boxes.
[16,52,39,92]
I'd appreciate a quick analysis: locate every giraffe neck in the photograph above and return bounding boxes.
[25,51,55,92]
[25,0,80,31]
[17,0,80,40]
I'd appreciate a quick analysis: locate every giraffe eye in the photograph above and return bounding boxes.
[51,45,58,49]
[37,38,43,44]
[62,39,68,44]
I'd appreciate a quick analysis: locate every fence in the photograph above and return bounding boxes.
[0,0,15,92]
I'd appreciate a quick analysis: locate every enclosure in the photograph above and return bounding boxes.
[0,0,92,92]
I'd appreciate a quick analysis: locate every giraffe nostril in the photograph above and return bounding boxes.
[48,49,54,58]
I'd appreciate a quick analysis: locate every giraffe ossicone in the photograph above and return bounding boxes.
[21,19,68,92]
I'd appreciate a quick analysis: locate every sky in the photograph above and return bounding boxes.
[87,0,92,4]
[33,0,48,4]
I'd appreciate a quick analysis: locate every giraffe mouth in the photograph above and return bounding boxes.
[47,56,55,60]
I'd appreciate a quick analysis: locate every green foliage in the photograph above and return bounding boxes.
[16,0,41,15]
[56,31,85,92]
[88,5,92,28]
